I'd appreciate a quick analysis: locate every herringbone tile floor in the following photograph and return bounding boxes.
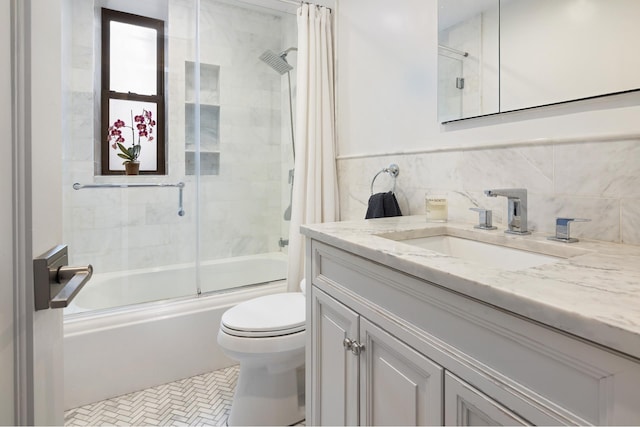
[64,365,239,426]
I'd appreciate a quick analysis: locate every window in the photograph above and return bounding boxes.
[101,8,166,175]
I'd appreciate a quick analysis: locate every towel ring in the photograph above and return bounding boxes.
[370,164,400,195]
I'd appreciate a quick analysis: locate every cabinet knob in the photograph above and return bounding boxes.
[350,341,365,356]
[343,338,364,355]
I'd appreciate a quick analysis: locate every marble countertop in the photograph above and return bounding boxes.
[301,215,640,360]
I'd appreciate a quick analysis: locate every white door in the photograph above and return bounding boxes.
[8,0,66,424]
[310,287,360,426]
[1,0,15,424]
[359,318,443,426]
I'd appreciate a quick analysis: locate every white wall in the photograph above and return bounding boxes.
[336,0,640,157]
[0,0,15,423]
[335,0,640,246]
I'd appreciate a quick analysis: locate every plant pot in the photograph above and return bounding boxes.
[124,161,140,175]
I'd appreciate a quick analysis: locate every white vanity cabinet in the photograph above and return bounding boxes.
[310,286,443,425]
[305,239,640,426]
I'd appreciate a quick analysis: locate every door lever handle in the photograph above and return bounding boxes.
[50,265,93,308]
[34,245,93,310]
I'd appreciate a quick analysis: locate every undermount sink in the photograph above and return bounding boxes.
[399,235,561,271]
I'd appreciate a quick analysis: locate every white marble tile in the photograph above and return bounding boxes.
[338,137,640,248]
[71,227,124,255]
[401,151,464,192]
[97,205,147,229]
[168,1,197,40]
[528,194,621,242]
[64,363,238,426]
[70,68,94,94]
[515,145,555,180]
[62,160,99,186]
[338,157,390,219]
[70,0,94,48]
[554,139,640,197]
[72,45,93,71]
[64,136,94,162]
[70,207,95,230]
[127,224,176,248]
[337,180,367,220]
[145,202,186,225]
[460,145,554,193]
[621,199,640,246]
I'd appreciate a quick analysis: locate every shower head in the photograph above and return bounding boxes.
[259,48,296,75]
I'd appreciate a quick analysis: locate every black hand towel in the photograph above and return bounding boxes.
[365,191,403,219]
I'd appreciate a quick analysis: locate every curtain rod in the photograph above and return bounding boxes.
[277,0,332,10]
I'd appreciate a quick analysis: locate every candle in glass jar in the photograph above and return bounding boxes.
[425,195,448,222]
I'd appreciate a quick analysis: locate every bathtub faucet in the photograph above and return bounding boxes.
[484,188,531,235]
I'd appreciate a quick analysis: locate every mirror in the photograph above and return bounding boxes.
[438,0,640,123]
[438,0,499,122]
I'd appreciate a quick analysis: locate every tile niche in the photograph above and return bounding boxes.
[185,61,220,175]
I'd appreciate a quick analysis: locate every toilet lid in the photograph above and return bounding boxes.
[221,293,305,338]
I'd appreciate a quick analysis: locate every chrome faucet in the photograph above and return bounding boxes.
[484,188,531,235]
[547,217,591,243]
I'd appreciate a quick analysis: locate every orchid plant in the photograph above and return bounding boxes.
[107,109,156,164]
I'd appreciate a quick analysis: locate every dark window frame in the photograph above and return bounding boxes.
[101,8,166,175]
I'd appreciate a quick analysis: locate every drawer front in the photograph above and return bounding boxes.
[310,240,640,425]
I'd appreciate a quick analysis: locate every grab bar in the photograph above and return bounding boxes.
[438,44,469,57]
[370,164,400,195]
[73,182,185,190]
[73,182,186,216]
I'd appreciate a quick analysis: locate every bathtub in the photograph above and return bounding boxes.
[65,252,288,313]
[63,253,289,409]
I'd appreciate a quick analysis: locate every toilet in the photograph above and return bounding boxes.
[217,291,306,426]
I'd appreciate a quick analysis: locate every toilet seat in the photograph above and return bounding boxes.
[220,293,305,338]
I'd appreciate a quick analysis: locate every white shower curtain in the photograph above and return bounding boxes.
[287,3,339,292]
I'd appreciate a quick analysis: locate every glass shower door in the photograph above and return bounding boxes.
[61,0,297,314]
[62,0,199,314]
[195,0,296,295]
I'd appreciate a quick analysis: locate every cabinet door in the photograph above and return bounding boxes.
[444,372,531,426]
[310,288,360,426]
[359,318,444,426]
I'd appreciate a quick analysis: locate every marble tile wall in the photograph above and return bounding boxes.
[338,138,640,246]
[64,0,295,273]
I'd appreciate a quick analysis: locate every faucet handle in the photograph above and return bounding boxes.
[469,208,497,230]
[547,217,591,243]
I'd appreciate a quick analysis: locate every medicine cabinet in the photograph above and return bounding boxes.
[438,0,640,123]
